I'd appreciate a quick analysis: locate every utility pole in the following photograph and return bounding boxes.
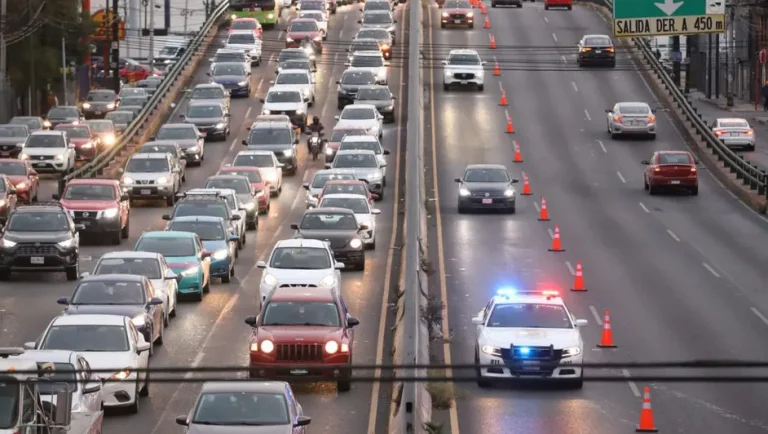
[0,0,7,121]
[61,38,68,105]
[183,0,190,35]
[148,0,155,70]
[707,34,713,99]
[111,0,121,93]
[672,36,681,87]
[28,0,35,115]
[726,5,735,107]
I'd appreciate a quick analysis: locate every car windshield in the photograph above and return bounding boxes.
[0,181,5,192]
[105,112,134,123]
[341,140,380,154]
[63,184,116,200]
[276,73,309,85]
[300,12,324,21]
[357,29,389,40]
[48,107,78,118]
[122,97,146,106]
[351,56,384,67]
[206,178,250,194]
[657,153,691,164]
[300,212,358,230]
[262,302,341,327]
[94,257,162,279]
[324,183,367,196]
[444,0,471,7]
[169,221,225,241]
[214,53,247,63]
[0,161,26,176]
[364,13,392,24]
[87,92,114,102]
[85,121,114,133]
[320,197,369,213]
[585,37,612,46]
[487,303,572,329]
[174,202,229,220]
[334,154,377,168]
[232,20,258,30]
[36,363,78,394]
[342,71,375,85]
[125,158,169,173]
[136,236,197,257]
[233,154,274,167]
[301,2,323,10]
[618,105,650,114]
[119,89,146,97]
[59,127,90,138]
[280,60,310,71]
[192,392,290,426]
[312,172,355,188]
[357,88,390,100]
[25,134,64,148]
[41,325,130,352]
[7,212,69,232]
[10,117,41,128]
[464,168,509,183]
[157,127,196,140]
[269,247,331,269]
[0,381,17,429]
[351,41,381,52]
[448,54,481,65]
[139,144,176,155]
[213,64,246,76]
[0,126,28,137]
[71,280,145,305]
[266,91,302,103]
[192,87,227,100]
[341,108,375,120]
[247,128,292,146]
[221,170,262,183]
[278,51,308,62]
[719,120,749,128]
[330,129,366,142]
[366,2,390,10]
[228,34,256,44]
[187,105,223,118]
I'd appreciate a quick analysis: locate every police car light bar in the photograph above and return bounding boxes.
[496,289,561,299]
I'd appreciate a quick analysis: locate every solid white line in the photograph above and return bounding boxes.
[244,106,252,120]
[622,369,642,397]
[269,52,276,64]
[639,202,650,213]
[533,201,541,213]
[600,13,607,22]
[565,261,575,276]
[498,81,504,92]
[584,109,591,121]
[702,262,721,278]
[339,29,344,38]
[543,16,549,23]
[589,306,603,325]
[571,81,578,92]
[750,307,768,327]
[616,171,626,183]
[597,140,607,153]
[552,33,558,42]
[560,55,567,64]
[666,229,680,242]
[547,228,554,239]
[504,109,510,119]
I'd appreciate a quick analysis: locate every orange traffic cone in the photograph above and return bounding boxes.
[499,89,508,106]
[549,225,565,252]
[506,115,515,134]
[571,261,586,291]
[521,172,532,195]
[484,16,490,28]
[537,197,550,221]
[512,141,522,162]
[493,60,501,76]
[597,311,617,348]
[636,387,658,432]
[489,35,496,49]
[481,3,487,14]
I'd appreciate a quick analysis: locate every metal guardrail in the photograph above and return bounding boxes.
[588,0,768,198]
[62,0,232,183]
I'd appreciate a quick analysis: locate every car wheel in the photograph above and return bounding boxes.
[458,204,466,214]
[121,216,130,239]
[193,289,203,301]
[156,321,165,345]
[478,84,484,91]
[222,269,232,283]
[610,132,619,139]
[32,190,38,202]
[0,268,10,281]
[441,23,446,28]
[508,205,516,214]
[166,194,175,207]
[111,230,121,245]
[203,277,210,293]
[492,1,496,6]
[337,378,351,392]
[65,263,78,281]
[747,144,756,151]
[128,381,141,413]
[644,178,649,191]
[443,83,449,91]
[475,351,492,388]
[690,185,699,196]
[238,231,245,249]
[544,4,549,9]
[164,301,170,326]
[648,183,657,195]
[649,134,657,140]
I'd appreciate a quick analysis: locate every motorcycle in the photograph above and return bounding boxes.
[307,131,325,160]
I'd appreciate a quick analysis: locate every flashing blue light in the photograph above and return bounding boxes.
[519,347,531,356]
[496,287,518,297]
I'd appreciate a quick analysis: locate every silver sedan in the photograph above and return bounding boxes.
[606,102,657,139]
[710,118,756,151]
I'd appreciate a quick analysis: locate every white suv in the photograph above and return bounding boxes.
[442,49,486,91]
[347,51,389,84]
[20,131,76,174]
[120,153,181,206]
[256,238,344,303]
[260,88,309,131]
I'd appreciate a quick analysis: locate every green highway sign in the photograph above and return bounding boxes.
[613,0,726,37]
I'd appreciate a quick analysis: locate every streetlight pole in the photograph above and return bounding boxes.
[61,37,68,105]
[148,0,155,70]
[183,0,190,35]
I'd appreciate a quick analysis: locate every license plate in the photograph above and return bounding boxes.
[670,180,680,185]
[454,19,461,23]
[95,111,102,115]
[482,198,492,204]
[141,189,152,195]
[290,369,308,375]
[0,152,9,156]
[490,359,502,365]
[30,257,44,265]
[596,50,602,53]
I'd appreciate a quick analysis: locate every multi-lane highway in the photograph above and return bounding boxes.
[425,2,768,433]
[0,4,408,433]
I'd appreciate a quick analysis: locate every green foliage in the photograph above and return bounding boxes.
[423,422,444,434]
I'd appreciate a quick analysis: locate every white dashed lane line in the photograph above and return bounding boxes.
[666,229,681,242]
[639,202,650,213]
[702,262,721,278]
[616,171,626,184]
[597,140,607,153]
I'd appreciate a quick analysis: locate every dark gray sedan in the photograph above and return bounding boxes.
[355,85,396,123]
[455,164,519,213]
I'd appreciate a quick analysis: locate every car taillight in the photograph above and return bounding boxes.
[690,167,697,172]
[745,129,754,136]
[606,47,615,52]
[714,129,725,136]
[580,47,592,53]
[613,115,623,123]
[647,114,655,123]
[654,167,661,172]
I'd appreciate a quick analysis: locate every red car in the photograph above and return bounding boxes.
[120,63,160,83]
[0,159,39,203]
[440,0,475,28]
[320,179,380,203]
[54,124,101,161]
[53,179,131,244]
[326,127,367,163]
[217,166,271,214]
[229,18,263,39]
[544,0,572,10]
[245,286,359,392]
[284,18,323,52]
[642,151,698,196]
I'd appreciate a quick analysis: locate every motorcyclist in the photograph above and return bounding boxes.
[307,116,325,152]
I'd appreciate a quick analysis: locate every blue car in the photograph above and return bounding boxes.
[210,63,251,98]
[165,215,238,283]
[134,231,212,301]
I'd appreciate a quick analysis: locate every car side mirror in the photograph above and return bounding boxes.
[471,316,483,325]
[24,342,36,350]
[393,19,397,23]
[244,315,258,327]
[162,214,171,220]
[241,139,248,146]
[347,317,360,327]
[336,80,341,84]
[121,194,129,201]
[290,223,299,230]
[359,224,369,230]
[229,234,240,242]
[172,168,180,173]
[201,250,212,259]
[179,114,185,118]
[334,115,339,120]
[259,98,265,103]
[149,136,156,140]
[357,19,362,23]
[80,272,91,278]
[230,214,242,221]
[117,168,124,174]
[269,80,275,84]
[371,193,380,200]
[52,194,60,200]
[256,260,267,268]
[302,183,311,190]
[694,158,700,164]
[149,297,163,305]
[454,178,461,182]
[371,208,381,215]
[641,160,650,165]
[165,270,178,280]
[206,72,211,76]
[441,60,448,65]
[56,297,68,305]
[294,138,300,144]
[380,162,387,167]
[30,170,38,176]
[335,262,345,269]
[175,415,189,426]
[295,415,312,427]
[575,319,588,327]
[68,144,76,148]
[137,341,151,353]
[652,108,658,113]
[83,382,101,394]
[511,178,519,184]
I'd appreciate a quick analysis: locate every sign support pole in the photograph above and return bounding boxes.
[673,36,681,87]
[112,0,121,93]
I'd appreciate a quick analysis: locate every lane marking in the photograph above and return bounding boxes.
[702,262,720,277]
[589,306,603,326]
[561,55,567,64]
[244,106,252,121]
[498,81,504,92]
[504,108,510,119]
[597,140,607,153]
[533,201,541,213]
[666,229,681,242]
[639,202,650,213]
[339,29,344,38]
[750,307,768,327]
[622,369,642,397]
[571,81,578,92]
[543,16,549,23]
[584,109,591,121]
[547,228,554,239]
[551,32,558,42]
[565,261,575,276]
[616,171,626,184]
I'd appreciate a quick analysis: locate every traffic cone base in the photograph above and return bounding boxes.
[571,260,586,291]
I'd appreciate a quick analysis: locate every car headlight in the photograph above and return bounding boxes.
[467,12,474,17]
[481,345,502,357]
[260,339,275,353]
[383,105,394,111]
[262,109,272,115]
[216,122,226,129]
[102,207,119,218]
[156,176,169,184]
[14,182,28,190]
[212,249,229,260]
[188,145,200,153]
[57,238,76,248]
[71,120,79,125]
[314,36,322,42]
[104,134,116,145]
[110,369,132,381]
[237,81,247,86]
[319,274,336,287]
[181,266,200,276]
[325,341,339,354]
[263,273,278,286]
[441,12,448,17]
[265,173,277,182]
[368,172,382,180]
[445,71,453,76]
[283,149,293,157]
[82,141,93,149]
[54,154,64,161]
[267,13,275,19]
[0,239,16,248]
[249,342,259,352]
[121,176,134,184]
[504,188,515,197]
[131,316,146,327]
[325,147,333,155]
[296,109,305,115]
[43,121,51,127]
[107,102,116,109]
[82,103,91,109]
[562,346,582,357]
[459,187,470,196]
[16,142,25,147]
[349,238,362,249]
[19,153,29,160]
[244,202,255,210]
[0,199,5,208]
[286,37,294,43]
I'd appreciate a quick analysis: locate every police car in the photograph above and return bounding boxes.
[472,290,587,388]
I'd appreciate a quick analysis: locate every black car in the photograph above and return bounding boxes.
[0,124,30,158]
[45,106,85,129]
[0,175,18,224]
[455,164,519,214]
[0,202,83,281]
[242,121,299,175]
[337,70,377,109]
[82,89,119,119]
[275,59,316,76]
[182,102,230,141]
[290,207,366,270]
[9,116,47,132]
[57,274,165,353]
[276,49,316,72]
[162,193,242,229]
[577,34,616,67]
[355,85,396,123]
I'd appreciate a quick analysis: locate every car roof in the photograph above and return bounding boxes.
[657,150,692,155]
[342,69,375,76]
[336,149,377,156]
[141,230,197,238]
[270,286,335,303]
[200,381,288,394]
[193,83,226,89]
[215,48,247,54]
[357,85,390,91]
[207,174,250,182]
[266,88,301,94]
[84,119,113,124]
[161,123,195,128]
[89,89,116,95]
[290,18,317,23]
[229,29,258,35]
[465,164,507,170]
[324,179,366,186]
[343,104,377,111]
[67,178,119,186]
[237,150,274,156]
[81,273,145,283]
[129,153,169,160]
[187,188,237,196]
[716,118,749,122]
[170,215,227,223]
[352,51,384,57]
[341,135,378,142]
[274,238,328,248]
[220,166,261,172]
[187,100,226,108]
[278,69,310,75]
[101,251,163,260]
[52,314,127,326]
[304,206,355,215]
[352,38,381,44]
[15,349,79,364]
[251,121,293,129]
[30,131,64,136]
[365,10,392,14]
[448,49,479,55]
[320,193,369,201]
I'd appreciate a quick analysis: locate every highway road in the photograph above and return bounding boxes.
[0,4,408,433]
[425,2,768,433]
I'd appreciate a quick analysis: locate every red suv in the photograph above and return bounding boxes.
[0,159,39,203]
[53,179,131,244]
[245,286,359,392]
[284,18,323,52]
[54,124,101,161]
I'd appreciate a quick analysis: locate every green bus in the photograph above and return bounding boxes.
[230,0,282,29]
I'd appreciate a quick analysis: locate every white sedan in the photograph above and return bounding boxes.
[334,104,384,139]
[232,150,284,196]
[317,193,381,249]
[271,69,316,106]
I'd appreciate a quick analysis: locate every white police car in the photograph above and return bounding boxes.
[472,290,587,388]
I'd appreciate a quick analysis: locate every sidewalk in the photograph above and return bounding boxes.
[686,91,768,170]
